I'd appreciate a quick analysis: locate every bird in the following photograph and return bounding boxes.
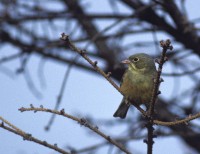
[113,53,157,119]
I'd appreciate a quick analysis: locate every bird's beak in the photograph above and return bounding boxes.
[121,59,130,64]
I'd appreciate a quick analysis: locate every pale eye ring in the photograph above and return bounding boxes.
[133,57,139,62]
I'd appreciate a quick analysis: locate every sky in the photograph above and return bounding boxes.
[0,0,200,154]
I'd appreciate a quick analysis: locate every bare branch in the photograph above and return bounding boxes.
[19,106,131,154]
[146,39,173,154]
[0,116,70,154]
[154,112,200,126]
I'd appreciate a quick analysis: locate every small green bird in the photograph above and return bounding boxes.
[113,53,157,119]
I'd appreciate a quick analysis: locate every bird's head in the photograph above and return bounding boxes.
[121,53,156,73]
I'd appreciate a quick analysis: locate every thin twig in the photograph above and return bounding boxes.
[154,112,200,126]
[0,116,70,154]
[45,56,78,131]
[19,106,131,154]
[60,34,121,93]
[0,116,25,134]
[23,68,42,98]
[148,40,173,115]
[0,52,24,64]
[146,39,173,154]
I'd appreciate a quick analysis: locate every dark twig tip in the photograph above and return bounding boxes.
[80,118,88,126]
[165,39,171,46]
[94,61,98,66]
[160,39,172,49]
[16,68,24,74]
[157,90,161,95]
[45,126,49,131]
[159,40,164,47]
[159,78,164,83]
[60,33,69,41]
[143,139,148,144]
[18,107,25,112]
[60,109,65,115]
[169,45,173,50]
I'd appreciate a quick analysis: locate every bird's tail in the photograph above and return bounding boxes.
[113,98,130,119]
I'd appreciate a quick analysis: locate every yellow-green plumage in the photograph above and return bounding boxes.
[113,53,156,119]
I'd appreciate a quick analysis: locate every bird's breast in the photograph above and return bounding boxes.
[120,71,154,105]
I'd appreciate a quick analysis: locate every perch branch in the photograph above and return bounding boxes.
[146,39,173,154]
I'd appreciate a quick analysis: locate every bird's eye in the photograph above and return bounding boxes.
[133,57,139,62]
